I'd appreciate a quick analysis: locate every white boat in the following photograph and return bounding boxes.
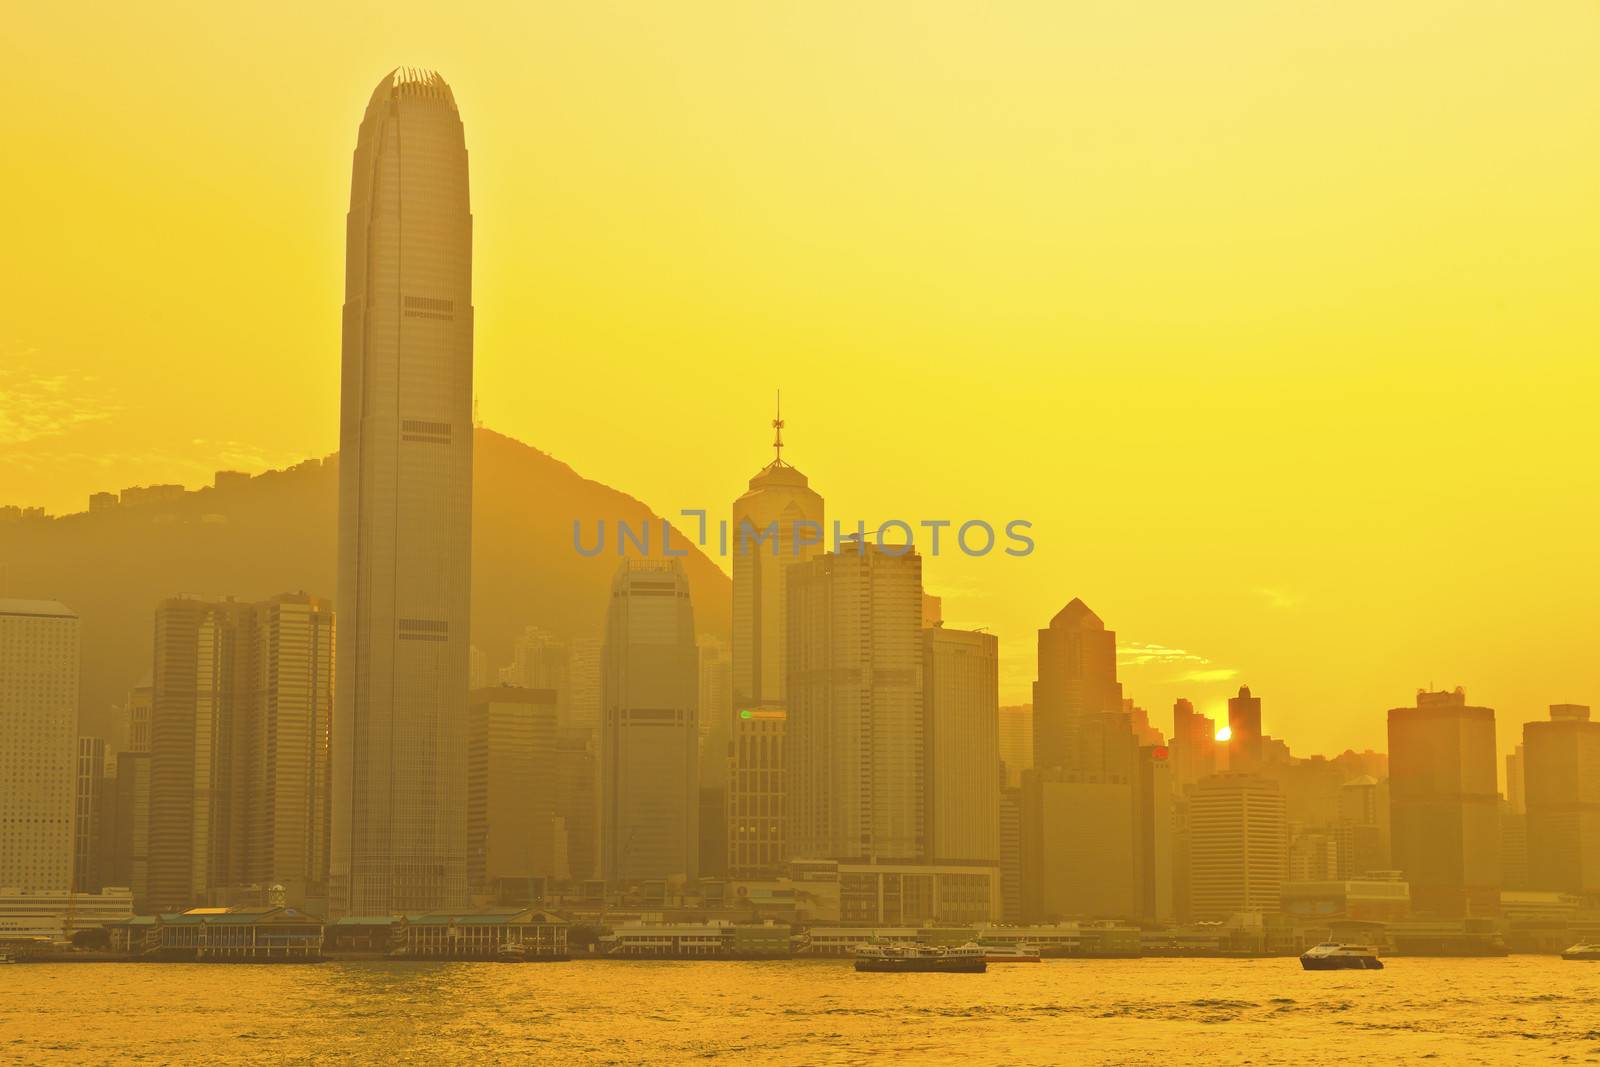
[1561,943,1600,961]
[1300,943,1383,970]
[495,940,528,962]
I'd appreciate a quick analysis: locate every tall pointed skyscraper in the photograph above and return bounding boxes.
[330,68,474,916]
[728,399,823,876]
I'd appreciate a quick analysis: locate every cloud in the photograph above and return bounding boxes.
[1256,586,1304,610]
[1177,667,1240,683]
[1120,640,1238,687]
[0,356,120,446]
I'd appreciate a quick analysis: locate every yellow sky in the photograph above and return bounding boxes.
[2,2,1597,757]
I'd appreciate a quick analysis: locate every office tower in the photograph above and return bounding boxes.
[500,626,571,725]
[148,594,334,911]
[1287,827,1340,881]
[1523,704,1600,896]
[1186,772,1286,920]
[1032,598,1122,773]
[998,785,1023,921]
[567,637,602,732]
[107,750,151,910]
[1135,744,1174,924]
[468,686,559,903]
[697,637,732,878]
[331,68,474,917]
[1505,745,1526,816]
[1021,771,1136,920]
[732,403,825,714]
[469,647,490,690]
[997,704,1033,789]
[787,543,924,861]
[601,560,699,883]
[1387,688,1501,917]
[728,708,786,878]
[730,407,823,874]
[245,594,335,909]
[556,727,599,882]
[148,596,250,910]
[126,681,152,752]
[1500,799,1530,891]
[1170,698,1217,790]
[74,737,109,892]
[0,600,79,893]
[922,626,1000,864]
[1226,686,1264,772]
[1336,775,1390,878]
[921,593,943,629]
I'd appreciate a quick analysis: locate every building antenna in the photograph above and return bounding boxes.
[772,389,785,464]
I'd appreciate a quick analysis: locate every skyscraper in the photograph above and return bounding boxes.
[74,737,109,892]
[729,405,823,875]
[787,543,924,861]
[1387,688,1501,917]
[922,625,1000,864]
[331,68,475,916]
[468,686,560,903]
[997,704,1033,789]
[601,560,699,883]
[1226,686,1264,772]
[1170,698,1217,790]
[1523,704,1600,897]
[1186,772,1286,920]
[1032,598,1122,773]
[0,600,79,893]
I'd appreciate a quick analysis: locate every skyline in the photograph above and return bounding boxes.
[3,3,1600,759]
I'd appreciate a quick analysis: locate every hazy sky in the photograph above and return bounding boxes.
[2,2,1596,757]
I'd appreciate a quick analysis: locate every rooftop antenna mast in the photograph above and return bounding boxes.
[772,389,785,464]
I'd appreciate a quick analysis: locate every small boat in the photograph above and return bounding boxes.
[981,943,1042,964]
[1561,943,1600,961]
[855,942,987,974]
[495,941,528,962]
[1300,943,1383,970]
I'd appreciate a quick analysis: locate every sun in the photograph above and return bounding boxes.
[1215,725,1232,742]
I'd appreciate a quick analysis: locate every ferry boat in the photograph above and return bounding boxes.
[1561,943,1600,961]
[1299,943,1383,970]
[981,943,1042,964]
[855,942,987,974]
[495,941,528,962]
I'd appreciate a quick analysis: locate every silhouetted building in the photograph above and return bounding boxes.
[331,68,474,917]
[601,560,699,883]
[1135,744,1175,924]
[556,727,599,882]
[1336,775,1390,878]
[1170,698,1217,790]
[0,600,79,894]
[499,626,571,725]
[73,737,109,892]
[997,704,1033,789]
[787,544,924,861]
[697,637,732,878]
[1032,599,1122,772]
[1226,686,1263,772]
[468,686,559,903]
[998,785,1023,921]
[728,709,786,878]
[106,750,151,911]
[1187,773,1286,920]
[923,626,1000,864]
[1523,704,1600,897]
[1387,688,1500,917]
[1021,771,1136,920]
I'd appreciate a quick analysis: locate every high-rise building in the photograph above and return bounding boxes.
[997,704,1033,789]
[1226,686,1263,772]
[697,636,732,878]
[555,727,599,883]
[1186,772,1286,920]
[1032,599,1122,773]
[601,560,699,883]
[1336,775,1390,878]
[1505,745,1526,816]
[1387,688,1501,917]
[567,637,602,733]
[922,625,1000,864]
[728,708,786,878]
[1021,772,1136,920]
[787,543,924,861]
[730,407,824,874]
[126,681,152,753]
[74,737,109,892]
[468,686,559,904]
[331,68,474,917]
[1523,704,1600,897]
[499,626,571,725]
[1170,698,1217,790]
[1135,744,1175,924]
[147,594,334,911]
[0,600,79,893]
[998,785,1023,921]
[106,750,151,911]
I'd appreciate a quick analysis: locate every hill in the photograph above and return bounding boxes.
[0,428,732,738]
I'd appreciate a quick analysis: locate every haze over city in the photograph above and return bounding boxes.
[3,3,1597,759]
